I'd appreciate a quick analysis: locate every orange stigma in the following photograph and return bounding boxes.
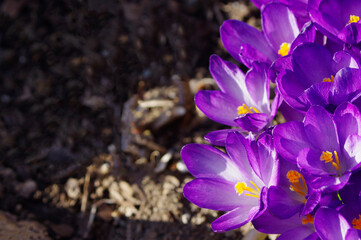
[302,214,314,225]
[352,214,361,230]
[237,104,260,115]
[234,181,260,198]
[322,75,334,82]
[287,170,307,198]
[320,151,341,171]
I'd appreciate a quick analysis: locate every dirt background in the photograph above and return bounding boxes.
[0,0,268,239]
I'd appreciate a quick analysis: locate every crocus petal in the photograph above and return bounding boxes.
[211,205,259,232]
[181,144,240,182]
[204,129,245,146]
[277,226,317,240]
[345,229,361,240]
[234,113,270,133]
[239,43,274,67]
[292,43,333,87]
[209,55,249,102]
[278,100,305,122]
[332,51,359,70]
[343,134,361,171]
[298,148,330,176]
[183,178,254,211]
[333,102,361,148]
[290,22,318,51]
[274,121,310,163]
[250,132,279,186]
[304,105,339,152]
[300,81,332,108]
[338,22,361,44]
[220,19,277,66]
[262,2,299,52]
[245,62,270,111]
[277,70,310,112]
[310,172,351,192]
[302,191,322,216]
[268,186,303,219]
[225,132,259,181]
[195,90,239,126]
[314,208,351,240]
[252,210,304,234]
[330,68,361,106]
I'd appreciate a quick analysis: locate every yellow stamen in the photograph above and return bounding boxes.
[237,104,261,115]
[322,75,334,82]
[320,151,341,171]
[352,214,361,230]
[234,181,260,198]
[302,214,314,225]
[349,15,360,24]
[278,42,290,56]
[287,170,307,197]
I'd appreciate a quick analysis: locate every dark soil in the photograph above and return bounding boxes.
[0,0,263,239]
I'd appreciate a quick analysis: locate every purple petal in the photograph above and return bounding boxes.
[268,54,292,83]
[298,148,330,176]
[211,205,259,232]
[183,178,254,211]
[225,132,258,181]
[268,186,303,219]
[220,19,277,65]
[234,113,270,133]
[302,191,321,216]
[330,68,361,106]
[290,22,318,51]
[333,102,361,148]
[252,210,303,234]
[345,229,361,240]
[343,134,361,171]
[262,2,299,52]
[239,43,274,67]
[209,55,247,102]
[273,121,310,163]
[250,132,279,186]
[278,100,305,122]
[204,129,246,147]
[338,22,361,44]
[181,144,240,181]
[310,172,351,192]
[277,226,317,240]
[195,90,239,126]
[292,43,333,87]
[332,51,359,70]
[314,208,351,240]
[304,105,339,152]
[300,81,332,108]
[277,69,309,111]
[245,62,270,111]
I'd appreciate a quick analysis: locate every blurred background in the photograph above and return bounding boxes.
[0,0,264,239]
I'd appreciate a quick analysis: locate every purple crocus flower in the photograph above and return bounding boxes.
[182,131,278,232]
[195,55,280,134]
[276,43,360,112]
[267,156,321,220]
[310,0,361,44]
[273,102,361,192]
[221,2,300,67]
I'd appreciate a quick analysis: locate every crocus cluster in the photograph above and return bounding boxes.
[182,1,361,239]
